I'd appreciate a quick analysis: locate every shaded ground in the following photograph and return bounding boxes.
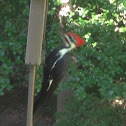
[0,86,56,126]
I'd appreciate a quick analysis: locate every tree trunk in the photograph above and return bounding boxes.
[57,88,74,112]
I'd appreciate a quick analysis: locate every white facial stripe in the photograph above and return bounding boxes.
[64,34,72,44]
[64,35,76,49]
[62,36,69,47]
[64,42,69,47]
[47,79,53,91]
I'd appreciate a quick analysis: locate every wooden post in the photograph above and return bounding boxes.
[57,88,74,112]
[25,0,48,126]
[26,65,36,126]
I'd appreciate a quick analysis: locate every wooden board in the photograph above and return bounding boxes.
[25,0,47,65]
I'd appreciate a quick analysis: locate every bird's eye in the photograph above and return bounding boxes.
[69,35,76,44]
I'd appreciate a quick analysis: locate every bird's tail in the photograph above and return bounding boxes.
[33,89,46,114]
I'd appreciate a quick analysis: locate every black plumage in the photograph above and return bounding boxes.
[33,32,85,113]
[33,45,71,113]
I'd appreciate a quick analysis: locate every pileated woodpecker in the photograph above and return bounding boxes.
[34,32,85,112]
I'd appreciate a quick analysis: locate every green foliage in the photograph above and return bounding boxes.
[0,40,27,95]
[0,0,29,41]
[59,0,126,99]
[55,95,126,126]
[0,0,29,95]
[0,0,126,125]
[55,0,126,125]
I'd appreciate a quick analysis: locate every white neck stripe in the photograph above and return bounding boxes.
[51,44,75,70]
